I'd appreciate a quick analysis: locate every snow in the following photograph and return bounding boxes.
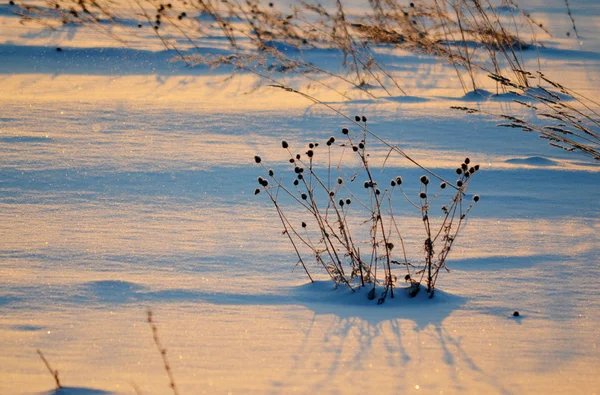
[1,0,599,394]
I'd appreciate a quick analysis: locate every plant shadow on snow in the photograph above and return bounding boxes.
[39,387,112,395]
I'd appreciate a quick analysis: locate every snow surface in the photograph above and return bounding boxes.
[0,0,599,394]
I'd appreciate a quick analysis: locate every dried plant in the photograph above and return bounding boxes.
[37,349,62,391]
[147,310,179,395]
[254,116,480,302]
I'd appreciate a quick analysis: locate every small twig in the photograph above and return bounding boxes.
[147,310,180,395]
[36,349,62,390]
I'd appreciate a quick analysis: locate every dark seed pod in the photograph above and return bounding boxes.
[461,163,468,170]
[391,180,396,187]
[297,174,304,180]
[301,222,307,228]
[361,116,367,122]
[261,179,269,187]
[326,140,332,146]
[440,182,446,189]
[296,154,301,160]
[282,140,289,149]
[254,188,260,195]
[473,195,480,202]
[345,198,351,205]
[358,142,365,149]
[289,159,295,163]
[339,199,344,207]
[513,311,520,317]
[404,274,411,281]
[314,143,319,147]
[457,180,463,187]
[469,167,475,174]
[456,168,463,175]
[420,175,429,185]
[464,172,470,178]
[464,157,470,165]
[257,177,264,184]
[299,168,304,173]
[364,181,370,189]
[254,155,261,163]
[301,193,308,200]
[329,191,335,197]
[387,242,394,250]
[352,146,358,152]
[268,169,274,176]
[294,167,301,174]
[342,128,349,135]
[307,150,314,158]
[420,192,427,199]
[474,164,480,171]
[355,115,361,122]
[396,176,403,185]
[375,189,381,195]
[293,179,299,186]
[328,136,335,144]
[309,143,314,149]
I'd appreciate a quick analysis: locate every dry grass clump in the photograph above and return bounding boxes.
[254,117,480,302]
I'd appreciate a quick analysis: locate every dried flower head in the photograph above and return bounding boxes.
[342,128,349,135]
[254,155,261,164]
[282,141,289,149]
[396,176,403,185]
[440,182,446,189]
[420,175,429,185]
[473,195,480,202]
[419,192,427,199]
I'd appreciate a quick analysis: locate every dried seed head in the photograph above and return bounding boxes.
[297,174,304,180]
[419,192,427,199]
[339,199,344,207]
[254,188,260,195]
[456,168,463,175]
[293,179,299,186]
[342,128,349,135]
[474,164,480,171]
[473,194,480,202]
[268,169,274,176]
[301,193,307,200]
[441,205,447,213]
[329,191,334,197]
[464,157,471,164]
[457,180,463,187]
[301,222,307,228]
[309,143,314,149]
[464,172,470,178]
[289,158,295,163]
[361,116,367,122]
[337,177,343,185]
[461,163,468,170]
[469,167,475,174]
[391,180,397,187]
[307,150,314,158]
[375,189,381,195]
[420,175,429,185]
[345,198,351,205]
[296,154,301,160]
[396,176,403,185]
[364,181,370,189]
[355,115,361,122]
[257,176,264,184]
[358,142,365,149]
[261,179,269,187]
[513,311,520,317]
[352,146,358,152]
[254,155,261,164]
[282,140,289,149]
[405,274,411,281]
[440,182,446,189]
[294,166,301,174]
[387,242,394,250]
